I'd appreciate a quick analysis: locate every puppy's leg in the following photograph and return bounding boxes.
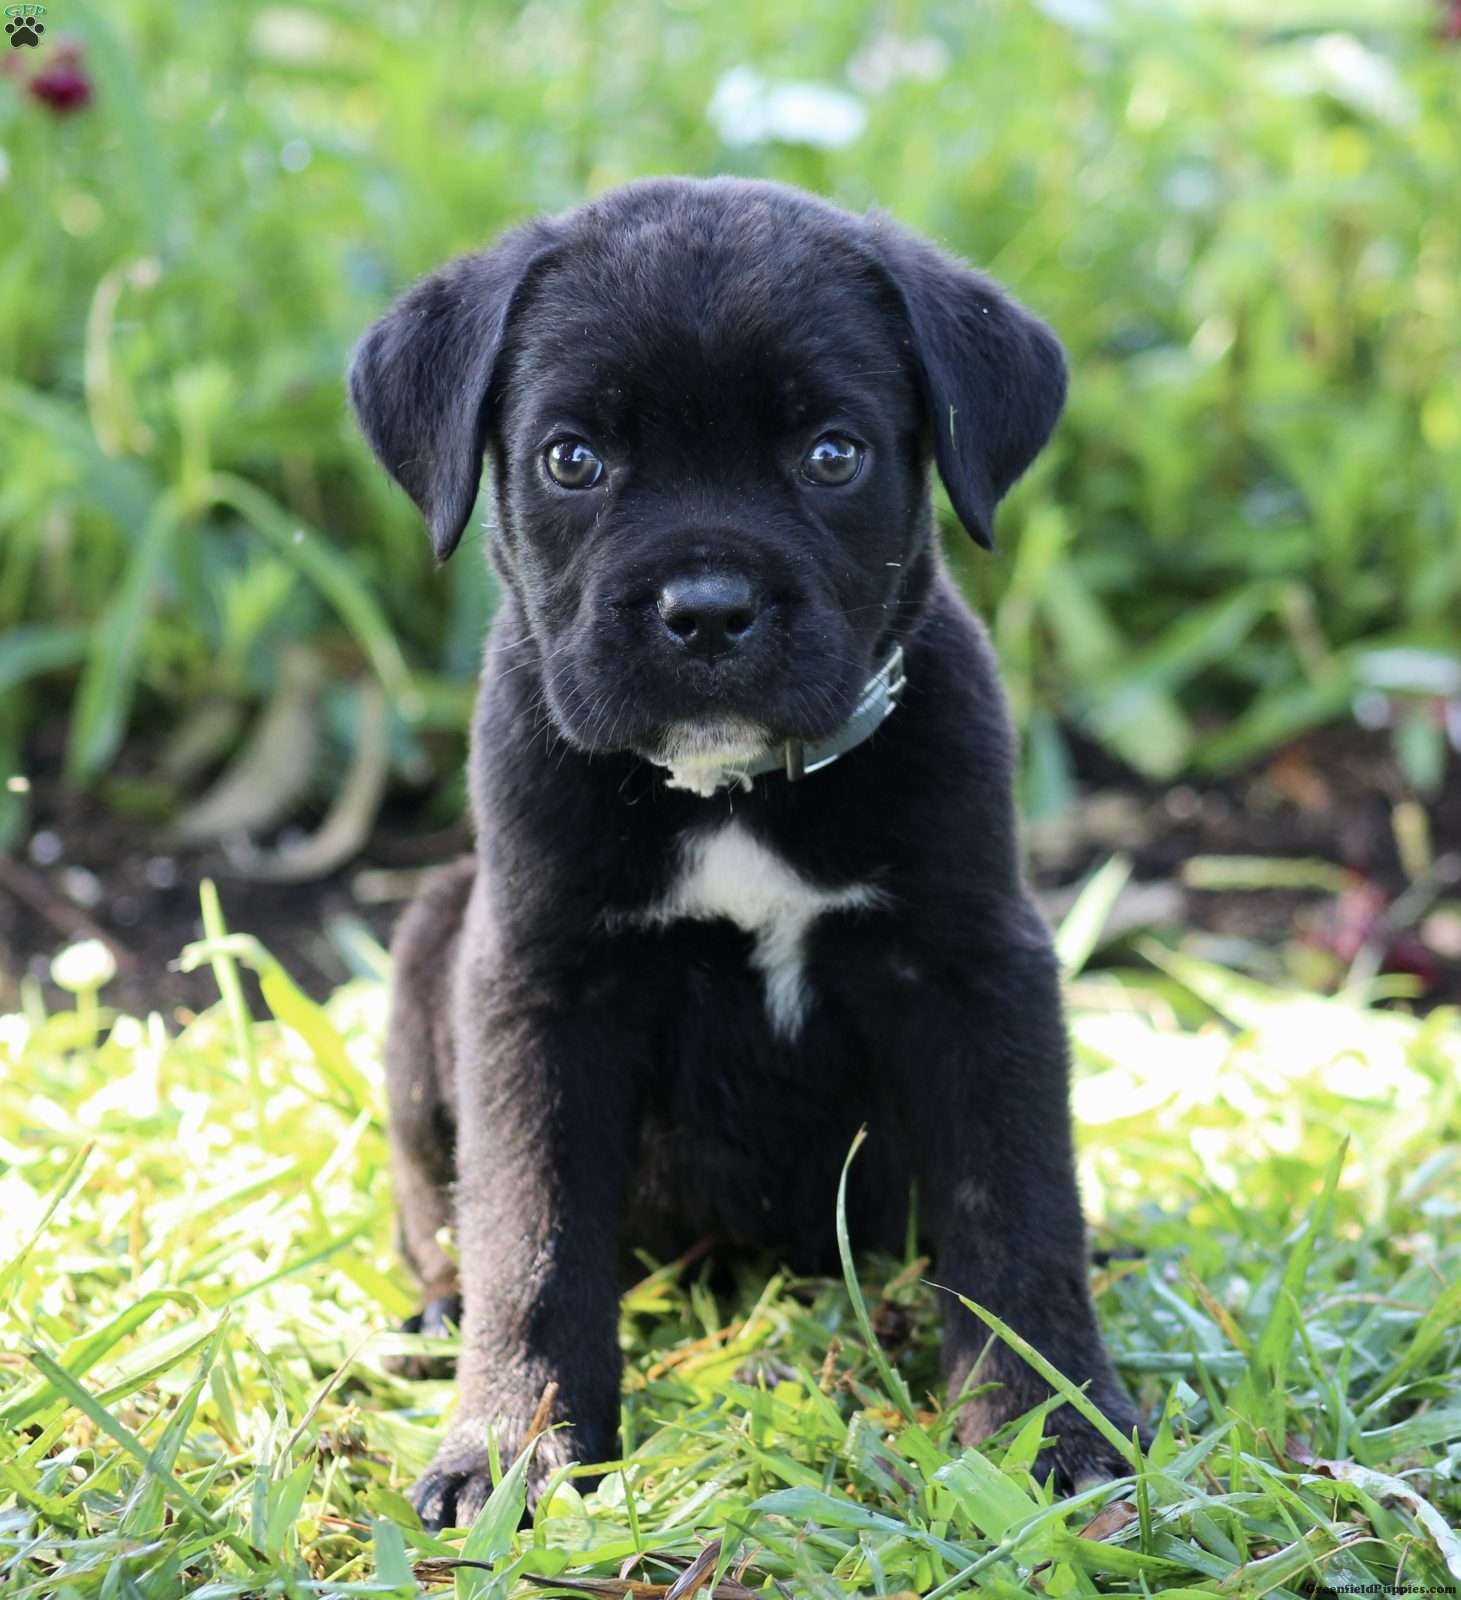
[910,928,1143,1487]
[410,900,645,1530]
[384,860,474,1377]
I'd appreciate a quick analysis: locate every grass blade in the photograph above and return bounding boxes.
[834,1128,917,1422]
[26,1345,260,1565]
[944,1295,1138,1470]
[0,1141,93,1314]
[65,491,184,782]
[1055,854,1132,976]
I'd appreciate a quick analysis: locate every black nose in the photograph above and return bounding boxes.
[655,573,759,662]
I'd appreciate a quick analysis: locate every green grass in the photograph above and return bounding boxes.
[1,891,1457,1597]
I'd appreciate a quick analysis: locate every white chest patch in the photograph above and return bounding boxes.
[629,822,884,1039]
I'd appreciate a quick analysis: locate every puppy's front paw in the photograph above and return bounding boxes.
[1041,1401,1145,1491]
[956,1377,1146,1493]
[410,1414,575,1531]
[411,1444,494,1531]
[385,1293,462,1380]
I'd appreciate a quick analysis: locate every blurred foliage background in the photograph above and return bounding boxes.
[1,0,1458,848]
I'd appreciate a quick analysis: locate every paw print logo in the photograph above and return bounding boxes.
[5,6,46,48]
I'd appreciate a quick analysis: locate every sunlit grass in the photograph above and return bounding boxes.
[0,893,1457,1596]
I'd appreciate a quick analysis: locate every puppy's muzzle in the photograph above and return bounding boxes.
[655,572,760,663]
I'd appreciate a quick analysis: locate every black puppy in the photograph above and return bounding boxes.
[350,176,1141,1529]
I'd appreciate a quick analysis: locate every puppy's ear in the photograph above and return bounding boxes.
[348,222,557,561]
[869,219,1067,549]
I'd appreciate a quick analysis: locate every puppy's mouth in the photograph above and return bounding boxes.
[642,717,773,797]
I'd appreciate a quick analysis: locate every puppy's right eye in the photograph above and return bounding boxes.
[801,434,864,487]
[544,438,604,490]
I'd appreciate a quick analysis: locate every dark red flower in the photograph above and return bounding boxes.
[28,61,92,114]
[1442,0,1461,40]
[1306,872,1441,994]
[1383,934,1440,989]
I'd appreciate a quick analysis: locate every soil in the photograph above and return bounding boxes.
[3,721,1458,1021]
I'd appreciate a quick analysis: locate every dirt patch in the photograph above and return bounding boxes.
[0,724,468,1018]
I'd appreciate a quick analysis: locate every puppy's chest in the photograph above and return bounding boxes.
[617,821,884,1039]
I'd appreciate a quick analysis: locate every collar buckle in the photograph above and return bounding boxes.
[779,642,905,783]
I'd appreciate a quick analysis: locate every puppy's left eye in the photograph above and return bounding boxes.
[801,434,864,487]
[544,438,605,489]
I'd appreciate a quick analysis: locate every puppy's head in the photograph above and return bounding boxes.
[350,178,1065,767]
